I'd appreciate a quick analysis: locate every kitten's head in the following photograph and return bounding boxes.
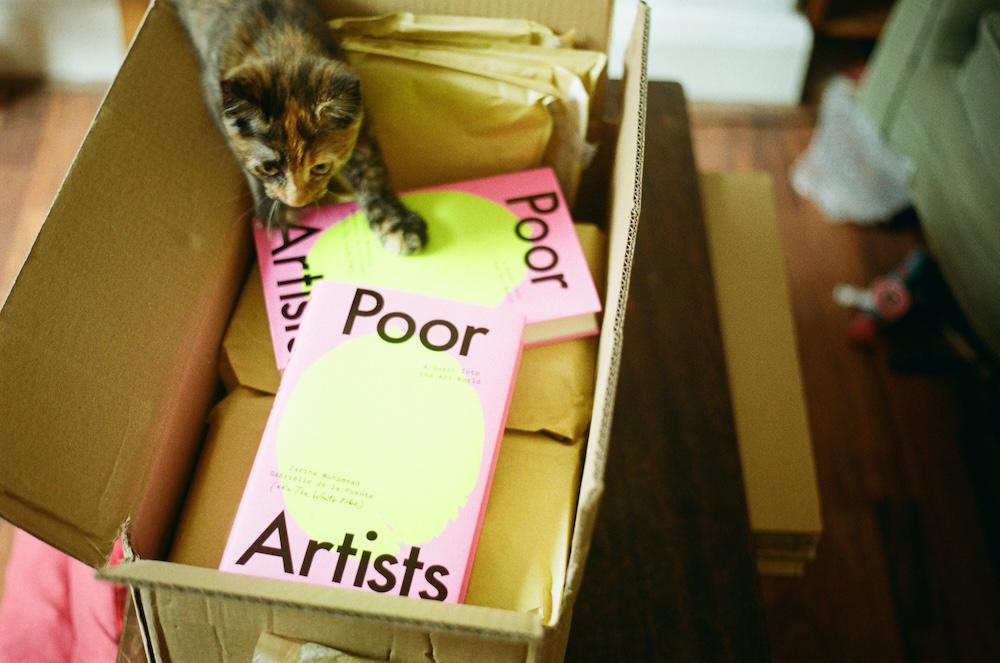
[219,57,362,210]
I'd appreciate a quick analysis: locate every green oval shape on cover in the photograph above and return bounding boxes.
[307,191,528,306]
[276,331,485,555]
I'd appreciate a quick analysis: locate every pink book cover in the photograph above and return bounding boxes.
[254,167,601,369]
[219,281,525,603]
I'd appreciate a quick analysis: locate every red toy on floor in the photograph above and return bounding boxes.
[833,248,927,348]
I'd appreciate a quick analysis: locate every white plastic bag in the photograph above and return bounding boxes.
[791,76,913,224]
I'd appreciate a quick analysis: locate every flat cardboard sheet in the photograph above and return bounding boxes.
[700,172,822,541]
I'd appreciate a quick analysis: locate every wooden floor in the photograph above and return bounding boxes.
[691,105,1000,662]
[3,83,1000,661]
[0,82,106,303]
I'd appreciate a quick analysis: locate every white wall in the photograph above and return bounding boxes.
[609,0,814,104]
[0,0,126,82]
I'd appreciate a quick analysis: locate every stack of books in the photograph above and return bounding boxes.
[219,168,602,602]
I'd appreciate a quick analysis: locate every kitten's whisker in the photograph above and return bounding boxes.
[266,199,277,233]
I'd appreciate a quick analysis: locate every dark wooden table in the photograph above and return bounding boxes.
[565,82,770,662]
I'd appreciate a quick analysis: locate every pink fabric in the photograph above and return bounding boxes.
[0,528,123,663]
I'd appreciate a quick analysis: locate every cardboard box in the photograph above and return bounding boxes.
[0,1,648,660]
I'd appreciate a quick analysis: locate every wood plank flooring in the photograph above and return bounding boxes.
[0,83,105,303]
[691,104,1000,662]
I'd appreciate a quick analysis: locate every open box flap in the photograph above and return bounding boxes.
[559,1,649,620]
[0,1,251,566]
[317,1,612,51]
[101,560,545,642]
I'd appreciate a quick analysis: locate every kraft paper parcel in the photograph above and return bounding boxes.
[169,387,585,623]
[327,14,606,204]
[219,224,607,441]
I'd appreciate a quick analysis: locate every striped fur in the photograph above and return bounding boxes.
[174,0,427,253]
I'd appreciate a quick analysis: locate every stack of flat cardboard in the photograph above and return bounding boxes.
[701,172,822,575]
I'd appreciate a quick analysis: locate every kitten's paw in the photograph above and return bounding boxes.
[377,208,428,256]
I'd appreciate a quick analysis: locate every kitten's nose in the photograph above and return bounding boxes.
[283,185,310,208]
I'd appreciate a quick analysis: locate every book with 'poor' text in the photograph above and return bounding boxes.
[219,281,525,603]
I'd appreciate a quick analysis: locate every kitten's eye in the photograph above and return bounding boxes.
[258,161,280,177]
[311,162,331,177]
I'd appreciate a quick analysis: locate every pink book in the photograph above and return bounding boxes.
[219,281,525,603]
[255,167,601,369]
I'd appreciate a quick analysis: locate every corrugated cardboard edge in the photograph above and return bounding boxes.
[557,0,648,629]
[100,561,544,643]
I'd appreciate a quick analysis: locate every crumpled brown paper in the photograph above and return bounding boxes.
[218,224,607,440]
[328,14,606,204]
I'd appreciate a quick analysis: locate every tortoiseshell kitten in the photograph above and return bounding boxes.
[174,0,427,254]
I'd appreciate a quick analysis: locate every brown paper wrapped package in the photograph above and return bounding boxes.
[326,14,606,203]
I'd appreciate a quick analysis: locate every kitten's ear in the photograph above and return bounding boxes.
[220,65,267,119]
[316,73,362,129]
